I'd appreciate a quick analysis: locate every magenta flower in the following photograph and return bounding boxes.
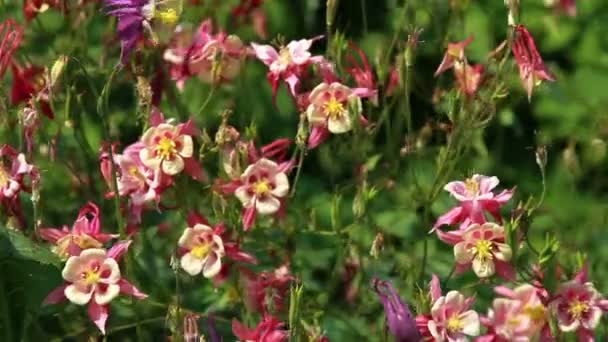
[164,19,245,89]
[251,36,324,102]
[432,174,514,232]
[232,315,289,342]
[512,25,555,100]
[551,265,608,339]
[177,223,225,277]
[434,36,474,76]
[0,144,38,228]
[452,222,514,280]
[428,291,480,341]
[242,264,295,314]
[39,202,118,259]
[44,241,147,334]
[372,279,421,342]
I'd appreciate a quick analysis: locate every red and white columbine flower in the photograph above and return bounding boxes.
[512,25,555,100]
[417,274,480,341]
[452,222,514,279]
[551,265,608,340]
[432,174,514,233]
[0,144,38,228]
[39,202,118,259]
[235,158,290,230]
[178,223,225,278]
[251,36,324,102]
[44,241,147,334]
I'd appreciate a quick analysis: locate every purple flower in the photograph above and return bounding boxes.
[373,279,422,342]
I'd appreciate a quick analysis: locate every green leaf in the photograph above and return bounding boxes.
[0,227,62,268]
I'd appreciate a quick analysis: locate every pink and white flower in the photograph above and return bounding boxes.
[140,122,194,176]
[44,241,147,334]
[434,36,474,76]
[452,222,514,279]
[234,158,289,230]
[551,265,608,339]
[432,174,514,232]
[512,25,555,100]
[0,144,38,228]
[251,36,324,102]
[39,202,118,259]
[178,223,225,278]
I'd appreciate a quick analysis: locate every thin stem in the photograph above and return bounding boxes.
[289,148,306,197]
[196,86,216,117]
[360,0,368,34]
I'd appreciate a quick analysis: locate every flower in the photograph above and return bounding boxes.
[307,82,361,134]
[428,291,480,341]
[452,222,514,279]
[104,0,182,63]
[235,158,289,230]
[164,19,245,89]
[454,62,484,96]
[242,264,295,315]
[178,223,225,277]
[10,62,54,119]
[0,145,39,228]
[511,25,555,100]
[345,42,378,104]
[251,36,324,102]
[39,202,118,259]
[139,120,195,176]
[0,19,23,79]
[434,36,474,76]
[44,241,147,334]
[372,279,421,342]
[432,174,514,232]
[551,265,608,339]
[23,0,62,22]
[232,315,289,342]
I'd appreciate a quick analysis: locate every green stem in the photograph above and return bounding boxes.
[196,86,216,117]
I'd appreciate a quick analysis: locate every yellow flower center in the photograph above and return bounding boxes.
[569,300,589,320]
[53,234,103,259]
[157,9,179,25]
[84,269,101,285]
[464,177,479,195]
[324,97,345,119]
[523,304,546,324]
[473,239,493,261]
[253,180,271,195]
[278,48,292,66]
[0,162,9,188]
[191,243,211,259]
[446,315,463,333]
[156,137,177,159]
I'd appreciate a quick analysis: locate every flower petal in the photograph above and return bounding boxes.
[459,310,480,336]
[271,172,289,197]
[161,156,185,175]
[255,196,281,215]
[454,242,474,264]
[177,135,193,158]
[202,253,222,278]
[180,252,204,276]
[65,284,93,305]
[87,301,109,335]
[472,257,495,278]
[94,283,120,305]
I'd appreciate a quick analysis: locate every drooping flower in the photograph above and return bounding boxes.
[103,0,182,63]
[0,145,39,228]
[551,265,608,339]
[177,223,225,277]
[164,19,245,89]
[0,19,23,79]
[346,42,378,104]
[139,112,201,178]
[234,158,289,230]
[39,202,118,259]
[10,62,54,119]
[452,222,514,279]
[232,315,289,342]
[431,174,514,232]
[454,62,484,96]
[251,36,324,102]
[306,82,374,149]
[44,241,147,334]
[511,25,555,100]
[372,279,421,342]
[242,264,295,315]
[434,36,474,76]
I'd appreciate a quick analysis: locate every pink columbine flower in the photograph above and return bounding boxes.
[164,19,245,89]
[432,174,514,232]
[232,315,289,342]
[434,36,474,76]
[346,42,378,104]
[0,144,38,228]
[39,202,118,259]
[44,241,147,334]
[550,265,608,340]
[178,223,225,278]
[452,222,514,279]
[139,110,203,179]
[242,264,295,315]
[235,158,290,230]
[251,36,324,102]
[512,25,555,100]
[0,19,23,79]
[454,63,484,96]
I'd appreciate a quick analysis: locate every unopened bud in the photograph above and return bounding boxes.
[535,145,547,170]
[50,55,68,87]
[326,0,340,29]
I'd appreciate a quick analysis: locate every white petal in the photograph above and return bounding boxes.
[177,135,193,158]
[271,172,289,198]
[582,306,603,330]
[100,258,121,284]
[327,113,352,134]
[178,228,195,248]
[180,253,203,276]
[454,242,473,264]
[255,196,281,215]
[444,291,465,309]
[161,156,185,175]
[472,257,495,278]
[211,234,225,256]
[494,243,512,262]
[202,253,222,278]
[559,318,579,332]
[94,284,120,305]
[65,284,93,305]
[306,104,326,125]
[235,186,254,207]
[459,310,480,336]
[62,249,106,282]
[427,320,441,341]
[139,148,160,170]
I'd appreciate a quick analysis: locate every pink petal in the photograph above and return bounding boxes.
[494,260,516,281]
[87,301,109,335]
[118,279,148,299]
[149,107,165,126]
[430,274,442,303]
[494,285,516,299]
[232,319,256,340]
[284,73,300,97]
[351,87,377,99]
[107,240,132,261]
[38,228,67,243]
[187,211,210,227]
[250,43,279,66]
[183,157,206,182]
[307,126,330,149]
[574,262,589,284]
[431,206,464,232]
[178,119,199,137]
[43,283,68,304]
[242,206,257,231]
[435,228,464,245]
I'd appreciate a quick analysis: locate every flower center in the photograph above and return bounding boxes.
[523,304,546,323]
[157,9,179,25]
[473,239,493,261]
[191,243,211,259]
[155,137,177,159]
[464,177,479,196]
[324,97,345,119]
[569,300,589,320]
[83,269,101,285]
[446,315,463,333]
[0,162,9,188]
[278,48,292,66]
[253,180,271,195]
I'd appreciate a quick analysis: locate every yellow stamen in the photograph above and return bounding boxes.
[156,137,177,159]
[253,180,271,195]
[278,48,292,66]
[84,270,100,285]
[0,162,9,188]
[446,315,463,333]
[157,9,179,25]
[523,304,546,323]
[472,239,493,261]
[191,244,211,259]
[569,300,589,320]
[464,177,479,195]
[324,97,345,119]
